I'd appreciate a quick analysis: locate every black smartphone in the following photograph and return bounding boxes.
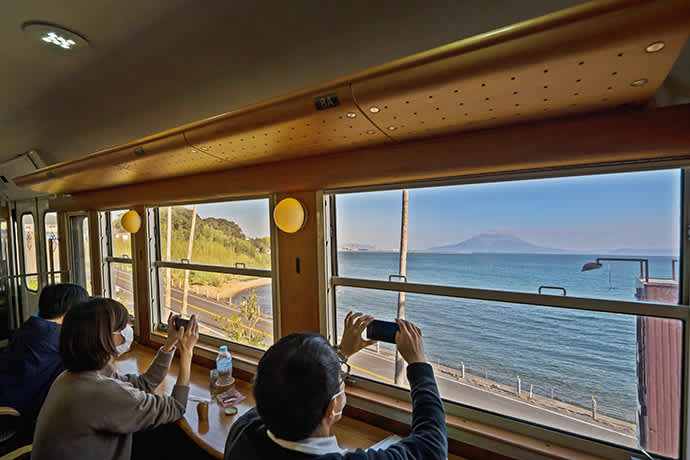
[174,317,190,331]
[366,320,399,344]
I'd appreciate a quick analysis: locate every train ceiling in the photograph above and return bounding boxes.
[7,0,690,196]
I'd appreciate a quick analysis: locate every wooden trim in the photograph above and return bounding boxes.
[148,331,257,382]
[48,105,690,212]
[87,210,102,294]
[132,206,151,341]
[56,212,69,281]
[277,191,320,335]
[0,444,33,460]
[0,407,20,417]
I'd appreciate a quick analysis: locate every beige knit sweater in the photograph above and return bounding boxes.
[32,347,189,460]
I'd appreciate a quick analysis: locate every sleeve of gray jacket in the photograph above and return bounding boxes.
[93,378,189,433]
[110,347,175,393]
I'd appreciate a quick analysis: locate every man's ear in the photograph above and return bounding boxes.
[325,397,337,420]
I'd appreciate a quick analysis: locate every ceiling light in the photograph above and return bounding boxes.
[369,106,380,113]
[387,126,397,131]
[22,21,88,51]
[630,79,648,87]
[346,112,357,118]
[645,41,665,53]
[366,130,376,135]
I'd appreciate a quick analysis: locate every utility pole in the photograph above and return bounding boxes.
[165,206,172,314]
[182,205,198,316]
[394,189,409,385]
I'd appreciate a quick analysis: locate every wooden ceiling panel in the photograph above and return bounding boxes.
[352,2,689,141]
[184,86,388,168]
[116,135,222,183]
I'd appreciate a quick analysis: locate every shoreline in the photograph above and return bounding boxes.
[226,277,271,300]
[354,345,635,436]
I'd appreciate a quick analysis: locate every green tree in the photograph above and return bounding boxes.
[215,289,265,348]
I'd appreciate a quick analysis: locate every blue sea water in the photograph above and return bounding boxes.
[334,251,680,422]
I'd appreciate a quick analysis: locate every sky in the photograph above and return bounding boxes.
[183,199,270,239]
[336,169,681,252]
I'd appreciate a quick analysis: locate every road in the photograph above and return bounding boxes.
[113,270,637,448]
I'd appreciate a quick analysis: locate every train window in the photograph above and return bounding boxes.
[327,169,683,458]
[100,210,135,316]
[68,215,93,295]
[44,212,60,283]
[151,199,274,351]
[21,214,38,291]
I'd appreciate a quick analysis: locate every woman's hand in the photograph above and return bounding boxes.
[339,312,377,358]
[163,312,183,352]
[395,319,425,364]
[176,315,199,387]
[178,314,199,357]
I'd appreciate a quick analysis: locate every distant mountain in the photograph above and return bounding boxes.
[340,243,375,251]
[427,232,564,254]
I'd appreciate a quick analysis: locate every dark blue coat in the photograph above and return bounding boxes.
[224,363,448,460]
[0,316,63,420]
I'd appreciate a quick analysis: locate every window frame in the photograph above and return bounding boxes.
[99,210,135,318]
[43,211,62,284]
[322,165,690,460]
[147,195,279,359]
[65,211,93,295]
[20,212,38,292]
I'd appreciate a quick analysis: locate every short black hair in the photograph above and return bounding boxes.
[60,297,129,372]
[38,283,89,319]
[254,333,341,441]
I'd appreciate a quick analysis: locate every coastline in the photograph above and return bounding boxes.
[351,345,636,437]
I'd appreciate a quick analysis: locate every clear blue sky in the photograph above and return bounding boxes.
[184,199,270,239]
[337,169,681,252]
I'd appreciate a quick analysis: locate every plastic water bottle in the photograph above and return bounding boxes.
[216,345,233,387]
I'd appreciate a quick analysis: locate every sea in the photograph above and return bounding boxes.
[238,251,680,422]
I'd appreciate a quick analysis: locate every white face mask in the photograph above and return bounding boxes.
[330,389,346,417]
[114,324,134,356]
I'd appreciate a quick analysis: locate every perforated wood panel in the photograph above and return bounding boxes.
[184,87,387,168]
[353,3,689,141]
[14,0,690,195]
[117,134,222,183]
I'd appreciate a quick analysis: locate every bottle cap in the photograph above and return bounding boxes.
[219,345,228,353]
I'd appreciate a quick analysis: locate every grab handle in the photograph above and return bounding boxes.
[538,286,566,296]
[388,274,407,282]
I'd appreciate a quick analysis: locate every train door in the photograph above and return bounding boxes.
[13,199,49,320]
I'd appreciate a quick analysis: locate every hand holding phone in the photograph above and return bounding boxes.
[174,316,190,331]
[366,320,399,344]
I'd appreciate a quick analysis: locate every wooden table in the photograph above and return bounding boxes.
[117,345,463,459]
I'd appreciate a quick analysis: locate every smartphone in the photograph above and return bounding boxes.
[366,320,399,344]
[174,317,190,331]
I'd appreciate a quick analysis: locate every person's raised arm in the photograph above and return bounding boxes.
[360,319,447,460]
[337,312,377,359]
[175,315,199,390]
[111,313,185,392]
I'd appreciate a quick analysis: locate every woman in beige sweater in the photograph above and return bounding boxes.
[32,297,199,460]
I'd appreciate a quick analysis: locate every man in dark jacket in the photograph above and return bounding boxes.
[0,283,88,421]
[224,313,447,460]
